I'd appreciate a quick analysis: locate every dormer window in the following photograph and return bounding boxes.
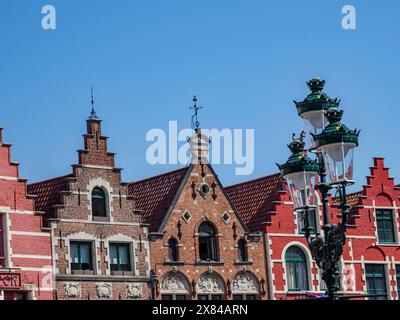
[92,187,107,218]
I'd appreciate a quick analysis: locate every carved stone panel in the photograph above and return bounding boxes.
[161,272,189,294]
[126,283,142,299]
[64,282,81,298]
[96,282,112,299]
[196,272,225,294]
[231,272,259,294]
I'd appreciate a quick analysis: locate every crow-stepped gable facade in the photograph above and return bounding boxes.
[27,113,151,300]
[227,157,400,300]
[0,127,53,300]
[129,128,268,300]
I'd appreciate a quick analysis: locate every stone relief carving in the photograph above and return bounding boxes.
[196,273,225,294]
[231,272,259,293]
[65,282,81,298]
[96,282,112,299]
[161,272,189,293]
[127,284,142,299]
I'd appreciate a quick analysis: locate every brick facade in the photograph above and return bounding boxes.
[27,116,151,300]
[2,110,400,301]
[0,128,53,300]
[227,157,400,300]
[129,129,268,300]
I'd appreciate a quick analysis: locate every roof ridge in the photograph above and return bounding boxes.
[226,172,282,190]
[129,166,189,186]
[28,173,72,186]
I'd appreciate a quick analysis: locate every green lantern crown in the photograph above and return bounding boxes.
[312,108,360,147]
[277,131,319,176]
[294,78,340,116]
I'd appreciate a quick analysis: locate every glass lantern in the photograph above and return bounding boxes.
[294,78,340,148]
[300,110,328,136]
[319,142,356,184]
[284,170,319,210]
[277,132,320,211]
[314,109,359,186]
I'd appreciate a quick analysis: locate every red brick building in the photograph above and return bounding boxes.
[227,157,400,300]
[27,112,151,300]
[0,127,53,300]
[129,129,268,300]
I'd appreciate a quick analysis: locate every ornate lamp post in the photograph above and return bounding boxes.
[278,79,360,300]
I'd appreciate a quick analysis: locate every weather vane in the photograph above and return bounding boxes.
[89,85,98,119]
[190,95,203,129]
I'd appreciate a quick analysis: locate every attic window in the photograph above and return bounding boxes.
[199,183,211,198]
[221,212,231,224]
[182,210,192,224]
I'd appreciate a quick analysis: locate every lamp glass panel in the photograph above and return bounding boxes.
[320,142,355,184]
[301,110,327,146]
[285,171,317,210]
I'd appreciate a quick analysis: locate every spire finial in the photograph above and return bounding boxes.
[190,95,203,129]
[89,85,98,119]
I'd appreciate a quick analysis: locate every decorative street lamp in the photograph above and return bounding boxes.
[278,79,360,300]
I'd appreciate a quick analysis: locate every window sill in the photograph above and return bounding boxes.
[92,216,110,222]
[71,270,95,275]
[111,271,134,276]
[164,260,185,266]
[56,274,148,282]
[376,242,399,246]
[234,260,253,265]
[195,260,224,266]
[285,290,312,295]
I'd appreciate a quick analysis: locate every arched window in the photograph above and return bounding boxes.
[237,239,248,262]
[168,238,178,262]
[92,187,107,218]
[285,246,309,291]
[198,222,218,261]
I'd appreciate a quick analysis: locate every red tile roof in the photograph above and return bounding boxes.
[28,174,71,220]
[128,167,190,232]
[226,173,284,232]
[331,190,363,207]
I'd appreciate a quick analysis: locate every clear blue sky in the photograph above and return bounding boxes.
[0,0,399,191]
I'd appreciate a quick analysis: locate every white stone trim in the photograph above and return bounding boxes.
[19,266,53,272]
[10,231,50,237]
[50,222,60,275]
[12,254,52,259]
[55,219,141,226]
[263,233,276,300]
[104,234,135,276]
[2,210,13,268]
[267,232,376,239]
[8,210,36,215]
[80,164,114,170]
[86,178,114,222]
[62,232,101,275]
[143,241,151,277]
[0,176,18,181]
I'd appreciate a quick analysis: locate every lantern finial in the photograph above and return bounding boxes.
[288,131,306,154]
[307,78,326,93]
[326,108,344,124]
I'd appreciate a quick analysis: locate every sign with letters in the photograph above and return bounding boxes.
[0,272,21,289]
